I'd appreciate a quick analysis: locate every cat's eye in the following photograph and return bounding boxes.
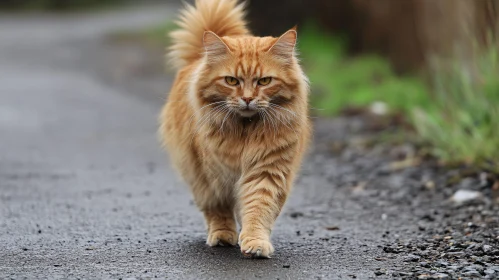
[258,77,272,86]
[225,76,239,86]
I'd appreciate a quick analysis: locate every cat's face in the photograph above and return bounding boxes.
[193,30,304,122]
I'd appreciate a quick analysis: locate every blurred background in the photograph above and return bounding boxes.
[1,1,498,278]
[1,0,497,173]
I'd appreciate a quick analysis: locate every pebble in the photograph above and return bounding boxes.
[289,212,303,218]
[482,245,491,252]
[383,246,401,254]
[403,254,420,262]
[434,260,448,267]
[370,101,388,115]
[463,264,484,272]
[419,262,430,268]
[392,272,413,277]
[484,269,496,276]
[433,273,450,279]
[450,190,482,204]
[462,270,482,277]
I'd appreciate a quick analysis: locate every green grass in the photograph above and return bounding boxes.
[298,23,430,116]
[300,23,498,172]
[413,47,499,172]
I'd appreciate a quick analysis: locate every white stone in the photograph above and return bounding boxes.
[450,190,482,203]
[370,101,388,115]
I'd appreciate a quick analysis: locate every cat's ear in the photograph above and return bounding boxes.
[203,31,230,59]
[268,29,297,59]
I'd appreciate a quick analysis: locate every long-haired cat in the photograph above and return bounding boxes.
[159,0,311,258]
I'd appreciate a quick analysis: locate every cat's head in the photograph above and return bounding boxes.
[191,29,307,125]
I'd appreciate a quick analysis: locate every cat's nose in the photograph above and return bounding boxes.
[241,97,253,105]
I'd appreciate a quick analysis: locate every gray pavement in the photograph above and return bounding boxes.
[0,4,408,279]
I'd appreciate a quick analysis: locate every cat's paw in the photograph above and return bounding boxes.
[206,229,238,246]
[239,236,274,258]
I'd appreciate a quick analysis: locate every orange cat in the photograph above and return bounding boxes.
[159,0,311,258]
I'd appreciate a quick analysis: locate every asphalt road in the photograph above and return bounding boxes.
[0,4,410,279]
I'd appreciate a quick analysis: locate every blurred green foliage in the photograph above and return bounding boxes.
[413,47,499,171]
[300,23,498,171]
[0,0,126,10]
[298,23,430,116]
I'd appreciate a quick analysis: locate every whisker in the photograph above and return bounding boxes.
[257,110,266,129]
[267,107,298,139]
[189,104,228,144]
[262,109,278,137]
[269,103,297,117]
[187,101,226,128]
[220,108,234,134]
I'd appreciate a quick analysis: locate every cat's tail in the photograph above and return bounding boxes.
[168,0,249,69]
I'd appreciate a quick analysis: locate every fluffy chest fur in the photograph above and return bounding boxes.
[198,117,298,174]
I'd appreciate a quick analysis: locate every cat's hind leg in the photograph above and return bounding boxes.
[190,167,238,246]
[204,207,238,246]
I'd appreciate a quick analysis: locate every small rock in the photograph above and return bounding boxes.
[435,260,449,267]
[463,264,484,271]
[417,244,428,250]
[289,212,303,219]
[392,272,413,277]
[370,101,388,115]
[462,270,482,277]
[282,264,290,268]
[450,190,482,204]
[383,246,401,254]
[433,273,450,279]
[482,245,491,253]
[403,254,421,262]
[484,269,496,276]
[424,181,435,190]
[419,262,430,268]
[421,214,435,222]
[467,222,479,229]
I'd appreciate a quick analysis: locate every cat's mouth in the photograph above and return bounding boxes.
[238,108,258,118]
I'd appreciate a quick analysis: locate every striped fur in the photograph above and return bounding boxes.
[168,0,248,69]
[160,0,311,258]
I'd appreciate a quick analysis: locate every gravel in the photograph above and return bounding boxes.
[314,116,499,279]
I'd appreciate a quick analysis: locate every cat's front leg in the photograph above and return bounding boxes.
[237,175,288,258]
